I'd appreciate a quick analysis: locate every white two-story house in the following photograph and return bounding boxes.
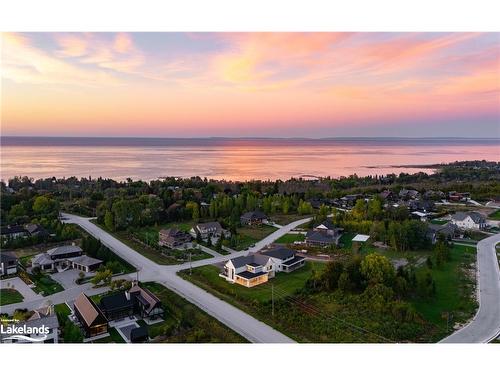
[451,211,486,230]
[220,247,305,288]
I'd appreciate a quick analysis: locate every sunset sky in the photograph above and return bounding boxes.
[1,32,499,138]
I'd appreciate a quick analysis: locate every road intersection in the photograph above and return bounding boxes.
[57,213,312,342]
[3,212,499,343]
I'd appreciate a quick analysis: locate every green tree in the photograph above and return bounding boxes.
[91,268,113,286]
[104,210,114,231]
[361,253,395,286]
[33,196,58,215]
[322,261,344,290]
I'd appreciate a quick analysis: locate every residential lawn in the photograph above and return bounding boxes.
[93,327,126,343]
[54,302,71,317]
[430,219,449,225]
[132,221,195,244]
[0,288,24,306]
[182,260,425,343]
[488,209,500,220]
[180,262,325,305]
[29,272,64,295]
[410,245,477,338]
[270,213,309,225]
[233,225,277,251]
[92,220,212,265]
[141,282,247,343]
[339,232,355,249]
[275,233,305,244]
[180,254,473,343]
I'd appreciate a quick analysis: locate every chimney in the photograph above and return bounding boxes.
[125,291,131,300]
[71,242,76,246]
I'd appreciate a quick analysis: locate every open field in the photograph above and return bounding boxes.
[181,242,478,343]
[275,233,305,244]
[410,245,477,335]
[233,225,277,250]
[0,288,24,306]
[140,282,247,343]
[270,213,309,225]
[489,210,500,220]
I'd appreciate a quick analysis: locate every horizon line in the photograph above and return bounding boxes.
[2,135,499,140]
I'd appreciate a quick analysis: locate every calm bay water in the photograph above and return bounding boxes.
[1,137,499,182]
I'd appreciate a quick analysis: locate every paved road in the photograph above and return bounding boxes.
[0,282,111,315]
[55,213,313,343]
[0,277,40,302]
[441,232,500,343]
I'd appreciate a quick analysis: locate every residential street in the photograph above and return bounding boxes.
[54,213,312,343]
[0,282,111,315]
[441,232,500,343]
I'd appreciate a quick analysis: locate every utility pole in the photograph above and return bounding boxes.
[272,284,275,318]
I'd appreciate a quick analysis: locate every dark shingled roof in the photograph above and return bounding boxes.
[0,251,18,263]
[237,270,268,279]
[230,254,270,268]
[241,211,267,220]
[100,292,134,312]
[261,247,295,260]
[452,211,485,224]
[130,326,149,342]
[282,256,306,266]
[305,230,337,244]
[0,225,27,236]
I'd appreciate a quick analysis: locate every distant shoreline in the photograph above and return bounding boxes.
[1,135,498,147]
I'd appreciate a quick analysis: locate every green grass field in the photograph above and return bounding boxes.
[93,221,211,265]
[430,219,449,225]
[410,245,477,333]
[142,282,247,343]
[270,213,309,225]
[30,273,64,295]
[233,225,277,250]
[0,288,24,306]
[488,210,500,220]
[54,302,71,317]
[180,261,325,305]
[275,233,305,244]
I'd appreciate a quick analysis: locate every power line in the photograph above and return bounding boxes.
[268,283,396,343]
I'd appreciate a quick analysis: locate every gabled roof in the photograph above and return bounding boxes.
[261,247,295,260]
[32,252,54,266]
[28,306,54,321]
[315,220,336,230]
[0,251,18,263]
[25,223,47,235]
[305,230,337,244]
[240,211,267,220]
[47,245,82,257]
[229,254,271,268]
[129,285,161,314]
[0,225,27,236]
[74,293,108,327]
[100,292,134,312]
[452,211,485,223]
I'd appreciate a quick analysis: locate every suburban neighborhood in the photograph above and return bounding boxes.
[1,161,500,344]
